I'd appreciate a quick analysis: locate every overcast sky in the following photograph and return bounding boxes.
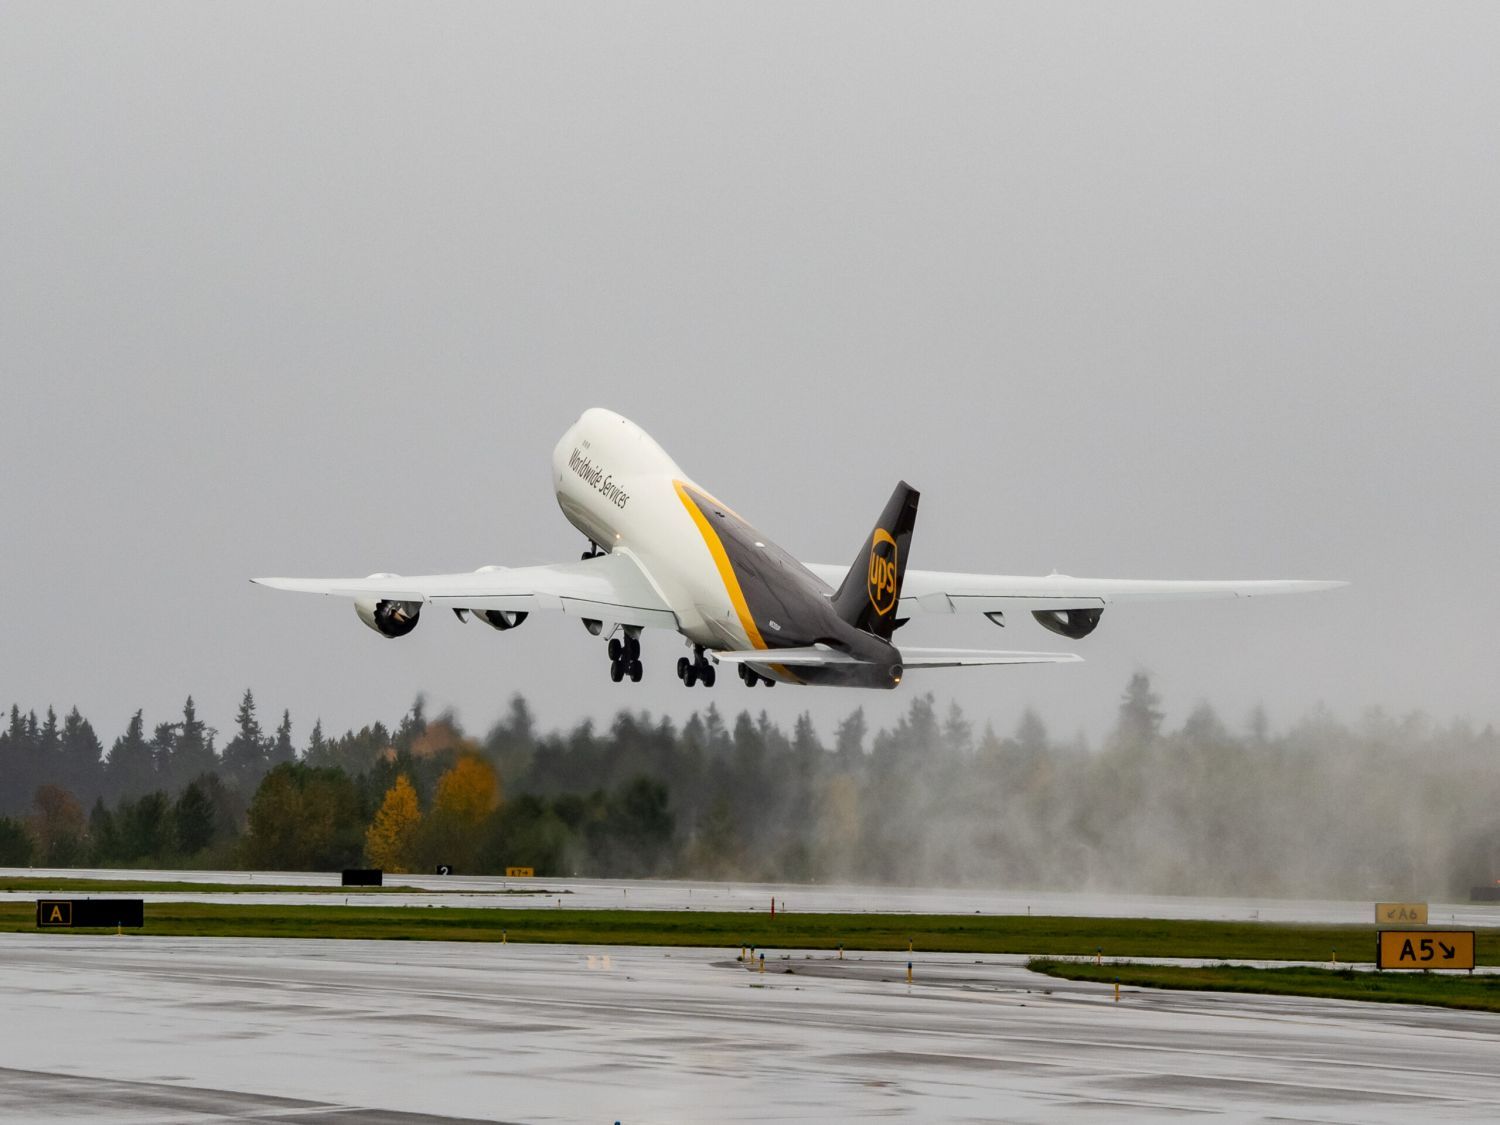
[2,3,1495,750]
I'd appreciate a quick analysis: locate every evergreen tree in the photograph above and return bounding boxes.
[1114,672,1165,749]
[395,696,428,752]
[305,719,328,764]
[792,713,823,757]
[88,798,119,864]
[174,781,216,855]
[268,710,296,767]
[0,706,37,813]
[167,697,217,788]
[0,816,33,865]
[37,707,60,776]
[834,708,867,763]
[117,792,171,861]
[59,707,104,805]
[106,710,156,801]
[221,689,268,790]
[150,721,178,779]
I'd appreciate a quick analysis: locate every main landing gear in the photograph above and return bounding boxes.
[676,646,716,688]
[739,663,775,688]
[581,540,604,561]
[608,632,642,683]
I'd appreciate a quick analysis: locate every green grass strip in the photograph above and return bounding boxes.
[1029,958,1500,1013]
[4,901,1499,962]
[0,877,548,895]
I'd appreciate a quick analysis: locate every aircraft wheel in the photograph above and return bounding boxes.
[608,637,622,661]
[677,656,690,681]
[683,663,698,687]
[701,664,716,688]
[609,660,625,683]
[629,660,643,683]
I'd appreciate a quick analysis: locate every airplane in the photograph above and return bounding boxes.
[253,408,1344,690]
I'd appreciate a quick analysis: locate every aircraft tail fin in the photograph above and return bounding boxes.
[831,481,919,641]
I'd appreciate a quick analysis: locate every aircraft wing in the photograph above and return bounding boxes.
[803,565,1346,617]
[710,645,1081,668]
[252,551,679,630]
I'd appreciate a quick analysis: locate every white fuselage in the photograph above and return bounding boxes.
[551,408,749,650]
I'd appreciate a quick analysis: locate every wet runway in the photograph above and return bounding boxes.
[3,933,1498,1123]
[6,867,1499,927]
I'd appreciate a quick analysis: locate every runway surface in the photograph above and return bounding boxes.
[3,933,1498,1123]
[5,867,1499,927]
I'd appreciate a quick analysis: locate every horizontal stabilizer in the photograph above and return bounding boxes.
[896,647,1083,668]
[711,645,864,666]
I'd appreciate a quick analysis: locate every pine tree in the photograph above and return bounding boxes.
[171,697,217,787]
[106,710,156,801]
[59,707,103,805]
[221,690,268,790]
[0,705,35,813]
[792,713,823,757]
[834,708,867,763]
[174,781,217,855]
[305,719,328,765]
[268,710,296,767]
[395,696,427,752]
[150,722,179,780]
[364,774,421,872]
[1114,672,1165,749]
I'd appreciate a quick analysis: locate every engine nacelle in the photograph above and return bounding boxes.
[475,609,528,631]
[354,576,422,638]
[1031,607,1103,639]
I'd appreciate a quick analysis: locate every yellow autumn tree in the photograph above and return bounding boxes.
[413,755,500,872]
[364,773,421,872]
[433,754,501,822]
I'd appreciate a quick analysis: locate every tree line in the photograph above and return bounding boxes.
[2,677,1498,898]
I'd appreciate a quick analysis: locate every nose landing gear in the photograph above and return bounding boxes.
[676,646,716,688]
[608,632,642,682]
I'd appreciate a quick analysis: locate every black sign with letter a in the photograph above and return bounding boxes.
[36,899,144,928]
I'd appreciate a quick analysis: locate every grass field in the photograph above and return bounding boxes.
[0,876,549,895]
[5,901,1498,965]
[1029,958,1500,1013]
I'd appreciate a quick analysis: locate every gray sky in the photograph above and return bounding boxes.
[2,3,1495,749]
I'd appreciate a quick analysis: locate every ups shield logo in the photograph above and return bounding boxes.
[867,528,899,616]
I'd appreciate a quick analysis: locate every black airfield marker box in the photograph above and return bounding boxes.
[36,899,144,928]
[341,868,383,887]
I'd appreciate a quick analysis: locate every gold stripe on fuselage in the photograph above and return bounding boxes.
[673,480,767,651]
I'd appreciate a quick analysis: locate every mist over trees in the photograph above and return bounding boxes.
[1,677,1498,899]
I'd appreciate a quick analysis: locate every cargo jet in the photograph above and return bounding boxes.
[253,408,1343,689]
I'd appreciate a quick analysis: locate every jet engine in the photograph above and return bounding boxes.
[474,609,528,631]
[355,597,421,638]
[353,575,421,638]
[1030,607,1103,639]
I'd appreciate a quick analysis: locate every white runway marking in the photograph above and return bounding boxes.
[2,935,1498,1122]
